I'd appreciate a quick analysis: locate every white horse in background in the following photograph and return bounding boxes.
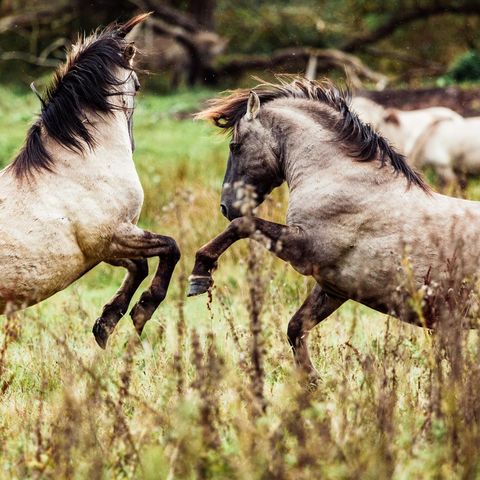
[350,96,462,157]
[409,116,480,184]
[0,14,180,349]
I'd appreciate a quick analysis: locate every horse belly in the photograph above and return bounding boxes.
[0,222,95,313]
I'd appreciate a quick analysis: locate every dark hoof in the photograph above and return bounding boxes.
[187,275,213,297]
[296,367,321,391]
[304,369,321,391]
[307,372,321,391]
[92,320,109,349]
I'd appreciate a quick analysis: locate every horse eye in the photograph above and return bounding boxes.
[229,142,240,154]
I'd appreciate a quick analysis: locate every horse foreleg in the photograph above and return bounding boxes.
[129,248,180,336]
[188,216,307,296]
[100,224,180,343]
[287,285,344,381]
[93,259,148,349]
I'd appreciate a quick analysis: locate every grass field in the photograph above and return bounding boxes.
[1,84,480,479]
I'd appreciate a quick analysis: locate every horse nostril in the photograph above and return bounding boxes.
[220,204,228,218]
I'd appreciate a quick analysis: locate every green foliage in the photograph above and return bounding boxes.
[1,0,480,87]
[217,1,325,55]
[447,50,480,83]
[437,50,480,86]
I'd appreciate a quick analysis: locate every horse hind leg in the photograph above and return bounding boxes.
[287,285,345,384]
[93,259,148,349]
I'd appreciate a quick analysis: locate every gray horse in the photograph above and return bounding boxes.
[188,78,480,379]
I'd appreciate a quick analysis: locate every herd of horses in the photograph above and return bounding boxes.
[351,96,480,185]
[1,14,480,377]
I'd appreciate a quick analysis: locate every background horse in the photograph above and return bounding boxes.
[189,77,480,379]
[409,116,480,185]
[350,96,461,158]
[0,14,180,349]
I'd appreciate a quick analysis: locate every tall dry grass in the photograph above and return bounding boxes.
[1,87,480,478]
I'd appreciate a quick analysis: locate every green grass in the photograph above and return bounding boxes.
[1,85,480,479]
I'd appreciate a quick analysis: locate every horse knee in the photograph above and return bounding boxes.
[171,240,181,263]
[165,237,181,263]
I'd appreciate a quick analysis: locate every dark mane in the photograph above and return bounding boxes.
[196,77,430,192]
[10,14,150,179]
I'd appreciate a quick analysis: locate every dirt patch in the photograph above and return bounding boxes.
[360,86,480,117]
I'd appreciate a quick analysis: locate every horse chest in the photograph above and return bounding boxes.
[57,167,144,259]
[79,166,144,223]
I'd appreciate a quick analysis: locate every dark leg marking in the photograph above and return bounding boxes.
[130,239,181,336]
[93,259,148,349]
[188,216,307,296]
[92,225,181,348]
[287,285,345,381]
[107,229,181,338]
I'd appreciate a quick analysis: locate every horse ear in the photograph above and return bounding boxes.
[245,91,260,121]
[384,109,400,125]
[117,12,152,38]
[124,43,136,61]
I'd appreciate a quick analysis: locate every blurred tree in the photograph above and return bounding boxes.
[187,0,216,30]
[439,50,480,85]
[0,0,479,88]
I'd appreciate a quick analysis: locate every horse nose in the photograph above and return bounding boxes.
[220,204,228,218]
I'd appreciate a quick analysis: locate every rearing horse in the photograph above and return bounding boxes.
[189,77,480,379]
[0,14,180,348]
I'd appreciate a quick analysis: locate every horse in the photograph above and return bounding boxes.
[0,14,180,349]
[409,116,480,185]
[350,96,462,158]
[188,77,480,380]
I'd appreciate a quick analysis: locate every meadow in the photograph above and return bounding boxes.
[1,83,480,479]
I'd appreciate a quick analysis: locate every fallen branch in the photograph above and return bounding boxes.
[0,49,59,68]
[0,4,72,34]
[0,37,68,68]
[216,47,388,89]
[365,46,444,71]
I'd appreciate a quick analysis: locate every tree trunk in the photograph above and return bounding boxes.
[187,0,216,30]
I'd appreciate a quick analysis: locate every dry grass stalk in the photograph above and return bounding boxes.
[246,239,267,415]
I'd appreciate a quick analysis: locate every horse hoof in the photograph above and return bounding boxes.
[187,275,213,297]
[92,320,109,349]
[307,371,321,391]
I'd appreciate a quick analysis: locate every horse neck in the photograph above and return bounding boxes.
[279,115,409,226]
[276,109,356,193]
[45,109,133,177]
[267,103,339,190]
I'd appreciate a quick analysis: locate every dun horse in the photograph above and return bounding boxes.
[189,78,480,379]
[0,14,180,348]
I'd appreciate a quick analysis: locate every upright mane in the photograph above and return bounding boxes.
[197,77,430,192]
[10,13,150,179]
